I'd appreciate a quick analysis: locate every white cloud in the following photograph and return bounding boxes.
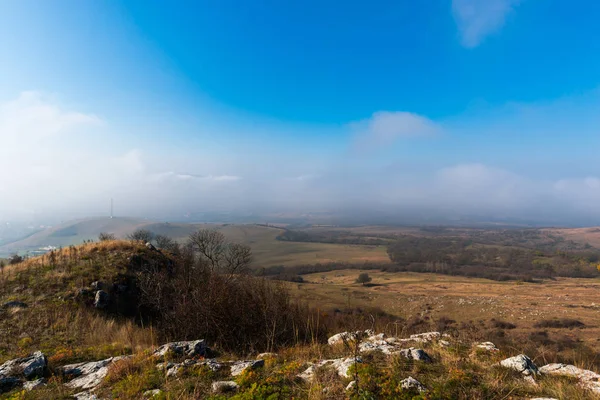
[0,91,101,145]
[0,92,244,220]
[351,111,439,150]
[452,0,520,48]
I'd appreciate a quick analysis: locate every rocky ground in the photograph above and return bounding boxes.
[1,329,599,399]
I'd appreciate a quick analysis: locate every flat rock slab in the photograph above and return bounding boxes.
[230,360,264,376]
[539,363,600,394]
[61,356,129,390]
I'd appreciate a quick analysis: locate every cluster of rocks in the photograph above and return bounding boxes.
[3,332,600,398]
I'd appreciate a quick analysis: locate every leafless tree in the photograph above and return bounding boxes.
[189,229,252,274]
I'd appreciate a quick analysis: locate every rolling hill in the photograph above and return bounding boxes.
[0,217,389,267]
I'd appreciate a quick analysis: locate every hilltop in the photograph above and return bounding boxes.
[1,239,600,399]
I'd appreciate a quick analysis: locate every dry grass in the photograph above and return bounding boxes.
[290,270,600,353]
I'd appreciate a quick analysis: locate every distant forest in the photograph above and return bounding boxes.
[268,228,600,282]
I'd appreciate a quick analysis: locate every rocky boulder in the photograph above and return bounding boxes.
[406,332,442,343]
[396,348,432,362]
[539,363,600,394]
[160,358,222,377]
[153,340,209,359]
[0,351,47,379]
[328,330,374,345]
[23,378,46,391]
[230,360,264,377]
[475,342,499,352]
[400,376,426,392]
[61,356,128,390]
[298,357,362,382]
[500,354,539,376]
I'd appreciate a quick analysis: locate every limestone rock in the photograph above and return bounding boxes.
[0,351,47,379]
[257,352,277,359]
[396,348,432,363]
[400,376,426,392]
[327,330,374,345]
[358,340,397,354]
[212,380,239,393]
[539,363,600,394]
[230,360,264,376]
[153,340,209,359]
[61,356,128,390]
[73,392,100,400]
[407,332,442,343]
[475,342,499,352]
[298,357,362,382]
[23,378,46,390]
[500,354,539,376]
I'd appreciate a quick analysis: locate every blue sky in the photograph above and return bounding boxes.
[1,0,600,224]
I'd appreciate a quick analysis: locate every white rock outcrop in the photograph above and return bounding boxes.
[153,340,209,359]
[0,351,47,379]
[61,356,129,390]
[298,357,362,382]
[23,378,46,390]
[230,360,264,377]
[328,330,374,345]
[500,354,539,376]
[475,342,499,352]
[400,376,426,392]
[539,363,600,394]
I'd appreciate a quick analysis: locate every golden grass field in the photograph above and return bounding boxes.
[291,269,600,350]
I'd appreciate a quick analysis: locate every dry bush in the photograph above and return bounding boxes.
[137,230,326,353]
[534,318,586,329]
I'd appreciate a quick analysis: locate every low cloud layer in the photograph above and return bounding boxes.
[452,0,520,48]
[1,91,600,225]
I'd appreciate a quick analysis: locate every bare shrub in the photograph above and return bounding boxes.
[98,232,116,242]
[136,230,323,353]
[127,229,154,243]
[534,318,585,329]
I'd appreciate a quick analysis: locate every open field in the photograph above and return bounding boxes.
[291,269,600,349]
[544,227,600,248]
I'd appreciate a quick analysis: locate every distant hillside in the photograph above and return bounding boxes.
[0,217,389,267]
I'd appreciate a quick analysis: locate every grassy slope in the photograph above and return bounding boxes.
[0,242,598,399]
